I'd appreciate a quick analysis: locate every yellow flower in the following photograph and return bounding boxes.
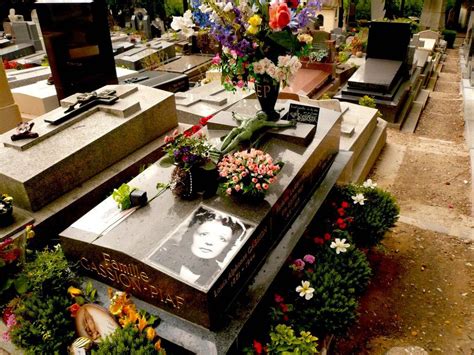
[247,25,259,35]
[154,339,162,351]
[297,33,313,45]
[248,15,262,27]
[146,327,156,341]
[25,225,35,239]
[138,315,148,332]
[67,286,82,298]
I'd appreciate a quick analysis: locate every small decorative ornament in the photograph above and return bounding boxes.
[0,193,14,227]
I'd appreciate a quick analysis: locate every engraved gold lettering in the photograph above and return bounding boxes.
[80,257,90,270]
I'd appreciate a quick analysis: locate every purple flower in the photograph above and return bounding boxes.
[303,254,315,264]
[293,258,305,270]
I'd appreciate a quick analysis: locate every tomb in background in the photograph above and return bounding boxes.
[0,84,177,212]
[35,0,118,100]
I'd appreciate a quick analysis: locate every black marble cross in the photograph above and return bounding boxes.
[44,89,119,125]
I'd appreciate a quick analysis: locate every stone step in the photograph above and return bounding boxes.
[401,89,430,133]
[351,118,388,183]
[424,97,463,116]
[434,81,461,94]
[438,72,461,82]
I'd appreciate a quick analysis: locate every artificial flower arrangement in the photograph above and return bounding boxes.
[217,148,283,201]
[189,0,322,91]
[161,116,218,199]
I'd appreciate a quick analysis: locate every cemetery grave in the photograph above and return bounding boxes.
[0,0,473,354]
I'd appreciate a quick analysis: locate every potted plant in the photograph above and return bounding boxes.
[0,194,13,227]
[161,120,217,199]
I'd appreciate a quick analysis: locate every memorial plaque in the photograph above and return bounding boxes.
[0,84,178,211]
[60,102,342,329]
[35,0,118,100]
[287,103,320,125]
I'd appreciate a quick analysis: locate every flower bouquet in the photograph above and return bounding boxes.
[161,118,218,199]
[193,0,322,119]
[218,148,283,202]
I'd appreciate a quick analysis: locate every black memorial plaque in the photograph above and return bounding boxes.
[287,103,320,125]
[35,0,118,100]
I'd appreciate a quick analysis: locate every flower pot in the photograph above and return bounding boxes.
[170,165,218,200]
[0,204,13,227]
[254,74,280,121]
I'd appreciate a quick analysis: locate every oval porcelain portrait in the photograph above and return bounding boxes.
[75,304,119,342]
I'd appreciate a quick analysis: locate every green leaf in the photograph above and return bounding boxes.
[266,30,299,52]
[14,274,29,294]
[201,160,217,171]
[158,155,174,168]
[0,278,13,292]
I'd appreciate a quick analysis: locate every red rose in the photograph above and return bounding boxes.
[341,201,350,208]
[2,249,20,262]
[68,303,81,318]
[2,307,13,325]
[324,233,331,241]
[274,293,284,303]
[283,315,289,322]
[0,238,13,251]
[337,207,345,216]
[183,130,192,137]
[253,340,263,354]
[279,303,288,313]
[313,237,324,245]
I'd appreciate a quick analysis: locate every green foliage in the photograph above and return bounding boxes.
[11,293,75,354]
[358,95,376,108]
[287,240,372,335]
[266,324,319,354]
[334,184,400,247]
[337,51,351,63]
[18,246,78,296]
[390,17,421,34]
[442,29,457,49]
[92,324,162,355]
[165,0,184,16]
[112,183,134,210]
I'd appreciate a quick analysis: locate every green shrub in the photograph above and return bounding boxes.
[358,95,376,108]
[93,324,162,355]
[11,293,75,354]
[267,324,319,354]
[333,183,400,247]
[284,240,372,335]
[17,246,78,296]
[442,29,456,49]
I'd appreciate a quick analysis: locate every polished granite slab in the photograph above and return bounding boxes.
[347,58,404,93]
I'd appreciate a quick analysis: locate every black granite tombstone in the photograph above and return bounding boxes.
[35,0,118,100]
[120,71,189,93]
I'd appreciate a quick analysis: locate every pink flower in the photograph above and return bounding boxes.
[303,254,315,264]
[232,175,239,183]
[234,184,241,192]
[293,258,305,270]
[237,80,245,88]
[2,331,10,342]
[212,54,221,65]
[262,183,269,190]
[256,183,262,190]
[226,188,232,195]
[252,178,258,183]
[269,177,275,183]
[274,293,284,303]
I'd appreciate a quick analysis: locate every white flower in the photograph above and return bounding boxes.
[170,10,195,37]
[351,193,366,205]
[265,63,277,78]
[330,238,350,254]
[223,2,233,12]
[274,67,287,82]
[362,179,377,189]
[278,55,291,67]
[198,4,212,13]
[260,57,273,69]
[295,280,315,300]
[253,61,266,75]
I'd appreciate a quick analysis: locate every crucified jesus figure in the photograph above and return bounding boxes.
[219,112,296,154]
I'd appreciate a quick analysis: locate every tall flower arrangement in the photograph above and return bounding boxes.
[196,0,322,90]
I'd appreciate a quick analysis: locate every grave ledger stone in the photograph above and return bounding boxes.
[0,84,177,211]
[60,103,342,329]
[35,0,118,100]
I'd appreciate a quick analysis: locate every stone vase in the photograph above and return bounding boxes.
[254,74,280,121]
[170,165,218,200]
